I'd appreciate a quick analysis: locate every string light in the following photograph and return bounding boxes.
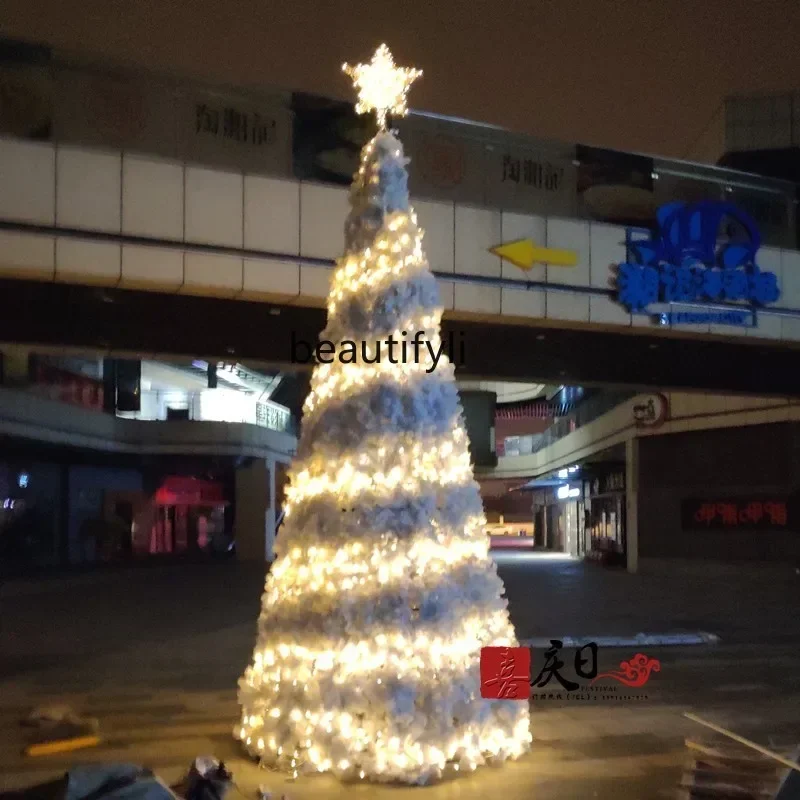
[342,44,422,130]
[236,43,530,786]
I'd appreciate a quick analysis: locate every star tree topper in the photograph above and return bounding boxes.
[343,44,422,130]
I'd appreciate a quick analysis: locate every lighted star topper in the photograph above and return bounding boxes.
[343,44,422,130]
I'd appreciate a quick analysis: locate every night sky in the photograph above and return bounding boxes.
[3,0,800,162]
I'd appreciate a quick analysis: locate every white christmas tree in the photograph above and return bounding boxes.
[236,44,531,785]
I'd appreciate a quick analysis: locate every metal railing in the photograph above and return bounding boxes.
[501,390,635,457]
[25,383,296,435]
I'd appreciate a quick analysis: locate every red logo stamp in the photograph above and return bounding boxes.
[591,654,661,687]
[480,646,531,699]
[479,641,661,700]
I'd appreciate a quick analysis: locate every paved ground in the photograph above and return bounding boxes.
[2,554,800,798]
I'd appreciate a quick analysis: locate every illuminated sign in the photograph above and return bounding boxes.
[557,485,580,500]
[656,310,752,326]
[633,394,668,429]
[681,497,792,531]
[615,201,780,318]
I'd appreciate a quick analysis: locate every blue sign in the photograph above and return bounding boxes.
[656,311,752,327]
[615,201,780,313]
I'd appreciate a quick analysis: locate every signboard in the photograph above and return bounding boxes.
[53,67,180,159]
[30,361,104,411]
[655,310,752,327]
[179,86,292,175]
[615,201,781,323]
[52,66,293,175]
[590,471,625,496]
[155,476,226,506]
[484,142,577,217]
[633,393,668,429]
[396,114,486,204]
[681,497,793,531]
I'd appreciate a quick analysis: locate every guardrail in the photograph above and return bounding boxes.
[501,390,635,457]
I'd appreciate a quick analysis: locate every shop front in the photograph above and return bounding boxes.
[531,478,584,556]
[584,465,626,565]
[127,475,230,557]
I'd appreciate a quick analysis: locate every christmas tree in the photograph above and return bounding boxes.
[236,44,531,785]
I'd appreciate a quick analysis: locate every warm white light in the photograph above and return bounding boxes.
[343,44,421,130]
[237,45,530,786]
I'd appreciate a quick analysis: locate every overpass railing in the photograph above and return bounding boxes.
[1,37,797,250]
[501,389,635,457]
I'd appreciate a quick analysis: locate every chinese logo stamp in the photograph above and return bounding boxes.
[480,641,661,700]
[480,646,531,699]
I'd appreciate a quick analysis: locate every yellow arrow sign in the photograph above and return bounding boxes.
[489,239,578,270]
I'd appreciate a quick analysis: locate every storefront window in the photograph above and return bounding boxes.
[586,468,626,565]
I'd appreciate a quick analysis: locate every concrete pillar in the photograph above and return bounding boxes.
[265,455,276,562]
[234,458,272,562]
[625,437,639,574]
[2,345,30,386]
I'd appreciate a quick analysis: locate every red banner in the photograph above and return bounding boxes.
[31,362,104,411]
[155,476,226,506]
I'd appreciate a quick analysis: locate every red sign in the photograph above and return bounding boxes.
[480,646,531,699]
[480,643,660,699]
[682,497,792,530]
[155,476,226,506]
[31,361,104,411]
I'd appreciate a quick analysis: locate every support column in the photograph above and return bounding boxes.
[625,436,639,574]
[234,458,270,562]
[265,455,276,563]
[1,345,30,387]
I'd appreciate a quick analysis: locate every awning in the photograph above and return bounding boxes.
[512,477,570,491]
[154,476,228,506]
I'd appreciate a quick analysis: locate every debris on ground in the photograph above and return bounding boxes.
[21,705,100,757]
[0,757,234,800]
[174,756,233,800]
[681,739,800,798]
[682,711,800,798]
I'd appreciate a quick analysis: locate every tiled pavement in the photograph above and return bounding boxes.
[2,556,800,797]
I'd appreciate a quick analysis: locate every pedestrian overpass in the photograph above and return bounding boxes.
[1,46,800,396]
[2,130,800,395]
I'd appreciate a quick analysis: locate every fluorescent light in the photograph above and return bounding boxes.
[557,485,580,500]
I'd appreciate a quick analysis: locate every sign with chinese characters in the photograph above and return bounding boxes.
[484,143,577,217]
[181,88,292,174]
[633,393,668,429]
[479,641,660,700]
[615,201,781,321]
[602,472,625,493]
[49,65,294,176]
[681,497,792,531]
[656,310,752,327]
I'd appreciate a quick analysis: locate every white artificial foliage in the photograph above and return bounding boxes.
[236,129,531,785]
